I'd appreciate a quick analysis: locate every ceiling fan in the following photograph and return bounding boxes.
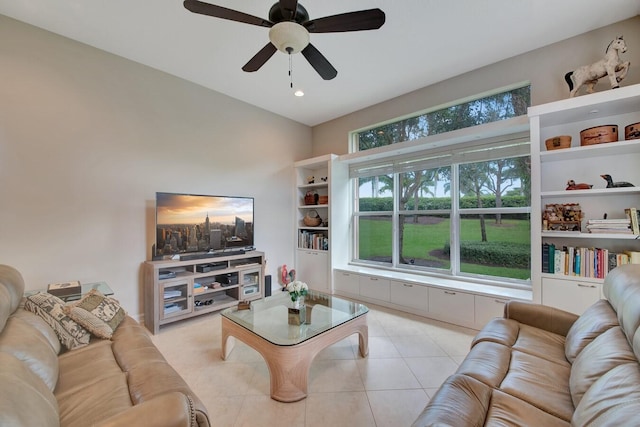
[183,0,386,80]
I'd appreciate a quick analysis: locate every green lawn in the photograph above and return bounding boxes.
[358,217,531,280]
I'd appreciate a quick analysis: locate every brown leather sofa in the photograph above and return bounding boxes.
[0,265,210,427]
[413,263,640,426]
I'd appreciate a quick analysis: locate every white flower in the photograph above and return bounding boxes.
[286,280,308,301]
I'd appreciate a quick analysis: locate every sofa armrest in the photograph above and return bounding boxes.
[95,392,208,427]
[504,300,579,337]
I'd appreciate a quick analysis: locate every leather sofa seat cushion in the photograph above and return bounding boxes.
[456,341,511,388]
[55,340,133,427]
[0,314,60,390]
[474,318,568,365]
[570,327,637,407]
[564,299,619,363]
[500,350,574,421]
[572,363,640,426]
[412,374,570,427]
[0,352,59,427]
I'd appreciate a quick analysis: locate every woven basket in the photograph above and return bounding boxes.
[303,210,322,227]
[545,135,571,150]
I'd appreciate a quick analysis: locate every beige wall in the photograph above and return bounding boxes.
[312,16,640,156]
[0,16,312,317]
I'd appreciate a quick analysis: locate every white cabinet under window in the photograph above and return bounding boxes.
[334,270,360,295]
[390,280,428,311]
[359,275,390,302]
[428,287,475,327]
[474,295,508,327]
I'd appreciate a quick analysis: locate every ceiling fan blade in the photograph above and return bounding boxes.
[301,44,337,80]
[184,0,272,28]
[242,43,278,72]
[304,8,385,33]
[279,0,299,21]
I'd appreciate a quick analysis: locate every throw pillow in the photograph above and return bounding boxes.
[24,292,90,350]
[64,289,126,339]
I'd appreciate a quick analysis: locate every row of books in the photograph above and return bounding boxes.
[585,218,632,234]
[542,244,640,278]
[298,230,328,250]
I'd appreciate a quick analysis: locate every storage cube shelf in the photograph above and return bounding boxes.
[529,83,640,314]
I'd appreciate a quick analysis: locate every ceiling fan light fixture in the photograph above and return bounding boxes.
[269,21,309,54]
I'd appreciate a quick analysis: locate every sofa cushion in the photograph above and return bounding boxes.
[569,327,637,407]
[572,363,640,426]
[0,265,26,331]
[64,290,126,339]
[24,293,90,350]
[0,314,60,390]
[564,299,619,363]
[0,352,59,427]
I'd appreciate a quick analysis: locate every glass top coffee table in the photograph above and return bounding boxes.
[221,291,368,402]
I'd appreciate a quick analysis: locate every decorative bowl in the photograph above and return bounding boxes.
[580,125,618,146]
[545,135,571,150]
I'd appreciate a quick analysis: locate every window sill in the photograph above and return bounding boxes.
[334,264,532,301]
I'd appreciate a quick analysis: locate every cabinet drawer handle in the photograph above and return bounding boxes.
[403,283,413,287]
[577,284,597,288]
[444,291,456,295]
[370,278,378,281]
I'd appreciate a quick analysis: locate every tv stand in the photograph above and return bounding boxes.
[143,251,265,334]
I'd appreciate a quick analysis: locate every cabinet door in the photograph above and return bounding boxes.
[296,250,329,292]
[160,280,192,320]
[240,268,262,299]
[428,288,474,327]
[390,281,428,311]
[474,295,508,328]
[334,271,359,295]
[542,277,601,315]
[359,275,390,302]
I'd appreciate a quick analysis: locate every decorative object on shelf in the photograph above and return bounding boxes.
[303,210,322,227]
[543,203,583,231]
[625,122,640,140]
[566,180,593,190]
[280,264,296,286]
[304,190,319,205]
[545,135,572,150]
[580,125,618,146]
[318,195,328,204]
[564,36,630,97]
[320,177,328,182]
[601,174,635,188]
[306,176,315,184]
[47,280,81,298]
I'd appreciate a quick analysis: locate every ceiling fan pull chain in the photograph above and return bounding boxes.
[287,47,293,89]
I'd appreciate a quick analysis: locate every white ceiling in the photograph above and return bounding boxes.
[1,1,638,126]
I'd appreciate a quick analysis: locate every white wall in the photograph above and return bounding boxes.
[312,16,640,156]
[0,16,312,317]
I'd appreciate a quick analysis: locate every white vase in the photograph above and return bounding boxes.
[293,298,301,309]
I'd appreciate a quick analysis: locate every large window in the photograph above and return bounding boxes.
[350,85,531,286]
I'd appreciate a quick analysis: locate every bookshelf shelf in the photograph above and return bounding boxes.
[530,83,640,314]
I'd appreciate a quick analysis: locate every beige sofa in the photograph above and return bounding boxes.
[0,265,210,427]
[413,263,640,426]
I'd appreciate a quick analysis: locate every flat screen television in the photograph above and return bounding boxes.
[154,192,254,259]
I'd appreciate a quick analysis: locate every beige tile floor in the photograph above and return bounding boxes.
[150,302,477,427]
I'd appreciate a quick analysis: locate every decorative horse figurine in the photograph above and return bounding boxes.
[564,36,630,97]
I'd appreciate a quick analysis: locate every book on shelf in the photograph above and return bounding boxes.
[585,217,632,234]
[298,230,329,250]
[541,245,635,279]
[624,208,639,234]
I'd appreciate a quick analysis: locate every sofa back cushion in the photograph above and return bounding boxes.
[569,327,637,407]
[604,264,640,359]
[572,362,640,426]
[0,352,59,427]
[0,265,26,331]
[564,299,618,363]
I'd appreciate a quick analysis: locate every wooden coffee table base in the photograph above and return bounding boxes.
[221,314,368,402]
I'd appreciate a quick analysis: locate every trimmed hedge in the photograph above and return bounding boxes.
[444,240,530,268]
[359,195,529,211]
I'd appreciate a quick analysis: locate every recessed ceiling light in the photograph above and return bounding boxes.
[294,90,304,97]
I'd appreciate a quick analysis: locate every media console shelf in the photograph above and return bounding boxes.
[143,251,265,334]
